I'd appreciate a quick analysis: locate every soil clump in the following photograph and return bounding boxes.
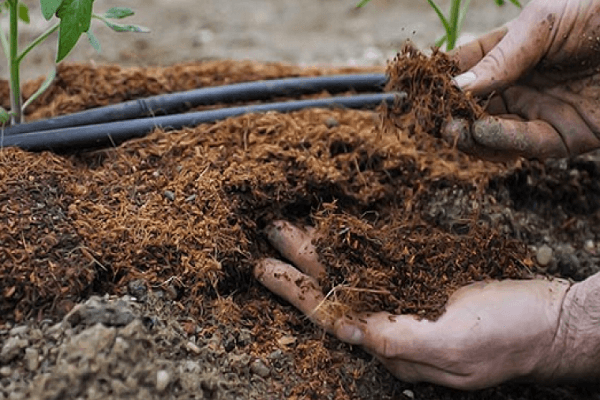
[1,59,599,399]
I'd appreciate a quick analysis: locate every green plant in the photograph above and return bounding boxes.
[357,0,520,51]
[0,0,148,125]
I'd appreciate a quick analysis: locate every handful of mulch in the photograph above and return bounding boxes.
[383,42,485,138]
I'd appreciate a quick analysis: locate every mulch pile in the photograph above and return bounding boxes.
[0,57,590,399]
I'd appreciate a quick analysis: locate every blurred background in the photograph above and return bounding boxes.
[7,0,526,81]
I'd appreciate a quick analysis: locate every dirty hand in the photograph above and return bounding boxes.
[444,0,600,160]
[255,221,600,390]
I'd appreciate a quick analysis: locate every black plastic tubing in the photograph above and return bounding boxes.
[1,92,404,152]
[5,74,387,136]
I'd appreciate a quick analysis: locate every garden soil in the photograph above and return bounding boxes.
[1,53,600,400]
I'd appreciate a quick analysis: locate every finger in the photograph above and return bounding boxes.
[449,26,508,73]
[266,220,326,279]
[502,86,600,156]
[254,258,334,332]
[454,7,554,96]
[472,116,570,160]
[442,118,519,162]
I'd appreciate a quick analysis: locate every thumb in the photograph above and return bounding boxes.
[333,313,439,362]
[454,7,554,96]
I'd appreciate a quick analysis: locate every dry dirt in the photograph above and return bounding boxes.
[2,1,600,399]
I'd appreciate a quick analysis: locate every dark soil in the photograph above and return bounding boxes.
[1,59,599,399]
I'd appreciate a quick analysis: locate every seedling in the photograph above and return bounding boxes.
[356,0,520,51]
[0,1,149,125]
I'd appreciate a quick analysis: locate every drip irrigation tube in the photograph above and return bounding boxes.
[5,74,387,136]
[1,92,404,152]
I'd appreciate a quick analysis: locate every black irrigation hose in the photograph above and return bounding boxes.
[5,74,388,136]
[1,92,404,152]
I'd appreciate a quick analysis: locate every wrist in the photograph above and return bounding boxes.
[548,273,600,383]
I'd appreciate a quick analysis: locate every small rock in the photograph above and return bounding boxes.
[164,190,176,201]
[156,370,170,392]
[324,117,339,129]
[24,348,39,371]
[186,341,201,354]
[268,349,283,360]
[558,254,580,279]
[536,245,553,266]
[8,326,28,337]
[0,337,28,363]
[183,360,201,374]
[0,366,11,377]
[127,279,148,301]
[223,333,236,352]
[65,297,136,327]
[584,239,595,253]
[236,329,252,347]
[250,358,270,378]
[185,194,197,202]
[402,389,415,399]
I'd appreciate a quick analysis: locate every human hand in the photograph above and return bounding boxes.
[255,221,600,390]
[444,0,600,160]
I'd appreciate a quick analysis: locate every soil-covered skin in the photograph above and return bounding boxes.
[1,60,600,400]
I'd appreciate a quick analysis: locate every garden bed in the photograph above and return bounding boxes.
[1,59,599,399]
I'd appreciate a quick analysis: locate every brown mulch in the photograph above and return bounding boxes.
[0,57,592,399]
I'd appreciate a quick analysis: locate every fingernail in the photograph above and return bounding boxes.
[453,71,476,89]
[337,323,364,345]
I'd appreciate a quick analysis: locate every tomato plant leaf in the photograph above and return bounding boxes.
[55,0,93,62]
[86,30,100,53]
[355,0,371,7]
[103,6,134,19]
[40,0,63,20]
[17,2,29,23]
[99,18,149,33]
[0,106,10,124]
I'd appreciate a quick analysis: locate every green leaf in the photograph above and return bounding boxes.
[356,0,371,7]
[0,106,10,124]
[99,18,149,33]
[427,0,451,37]
[55,0,93,62]
[22,68,56,111]
[508,0,521,7]
[103,6,134,19]
[40,0,63,20]
[17,2,29,23]
[86,29,100,53]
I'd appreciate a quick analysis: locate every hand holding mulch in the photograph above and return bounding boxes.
[444,0,600,160]
[256,221,600,390]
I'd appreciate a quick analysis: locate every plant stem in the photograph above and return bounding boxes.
[448,0,462,50]
[16,23,59,65]
[8,0,22,124]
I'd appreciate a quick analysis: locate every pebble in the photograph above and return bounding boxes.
[402,389,415,399]
[0,337,28,363]
[536,245,553,266]
[185,194,196,202]
[186,341,201,354]
[24,348,39,371]
[584,239,595,253]
[250,358,270,378]
[0,366,11,377]
[324,117,339,128]
[164,190,176,201]
[156,370,170,392]
[8,326,28,337]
